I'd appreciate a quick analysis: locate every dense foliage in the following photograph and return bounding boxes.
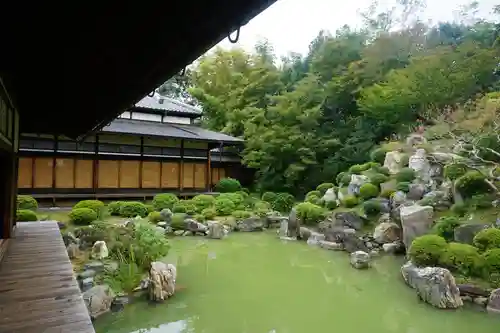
[16,195,38,211]
[177,2,500,194]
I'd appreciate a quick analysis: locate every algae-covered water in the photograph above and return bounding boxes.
[94,232,500,333]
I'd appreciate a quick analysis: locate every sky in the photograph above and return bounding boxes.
[215,0,498,57]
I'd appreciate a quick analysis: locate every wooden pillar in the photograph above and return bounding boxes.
[139,136,144,189]
[207,148,211,191]
[51,135,58,190]
[179,140,184,191]
[93,135,99,191]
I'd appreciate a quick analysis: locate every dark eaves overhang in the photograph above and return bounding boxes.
[0,1,277,140]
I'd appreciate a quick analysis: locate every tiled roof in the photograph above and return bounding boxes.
[134,93,202,115]
[102,119,243,144]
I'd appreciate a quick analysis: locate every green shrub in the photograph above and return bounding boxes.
[363,200,381,216]
[325,200,338,210]
[272,192,295,213]
[316,183,335,195]
[433,216,461,241]
[476,133,500,162]
[396,168,415,182]
[194,214,206,222]
[69,207,97,225]
[172,200,197,215]
[171,213,186,229]
[342,195,359,208]
[443,163,468,180]
[306,190,321,200]
[108,201,124,216]
[473,228,500,251]
[408,234,448,266]
[370,148,387,164]
[218,192,245,209]
[450,203,468,217]
[201,207,217,220]
[336,172,352,186]
[396,182,410,193]
[482,248,500,277]
[262,192,278,203]
[359,183,379,200]
[370,173,389,186]
[214,198,236,216]
[373,165,390,176]
[192,194,215,212]
[215,178,241,193]
[295,202,326,226]
[16,209,38,221]
[152,193,179,211]
[349,163,371,174]
[468,193,494,210]
[253,200,272,217]
[380,189,395,198]
[119,201,148,218]
[145,204,155,214]
[16,195,38,211]
[455,171,490,198]
[232,210,252,220]
[74,200,105,215]
[401,154,410,166]
[148,211,163,223]
[440,242,483,276]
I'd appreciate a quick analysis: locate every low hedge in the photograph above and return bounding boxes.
[17,195,38,211]
[69,208,97,225]
[16,209,38,221]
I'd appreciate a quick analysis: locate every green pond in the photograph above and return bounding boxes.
[94,232,500,333]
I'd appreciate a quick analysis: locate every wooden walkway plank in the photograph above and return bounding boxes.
[0,222,95,333]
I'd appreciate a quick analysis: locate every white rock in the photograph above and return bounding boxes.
[148,262,177,302]
[409,148,431,183]
[91,241,109,260]
[321,188,337,203]
[350,251,371,269]
[384,151,405,175]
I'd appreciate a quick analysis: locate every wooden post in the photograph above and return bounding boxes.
[179,140,184,192]
[207,148,211,191]
[51,135,58,190]
[139,136,144,189]
[93,135,99,191]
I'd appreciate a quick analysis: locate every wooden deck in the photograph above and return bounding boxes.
[0,222,95,333]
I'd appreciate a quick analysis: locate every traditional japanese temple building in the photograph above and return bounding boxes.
[17,93,246,200]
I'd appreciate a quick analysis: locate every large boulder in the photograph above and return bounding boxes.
[206,221,225,239]
[266,212,286,228]
[160,208,172,223]
[318,240,343,251]
[384,150,405,175]
[91,241,109,260]
[400,205,434,250]
[350,251,371,269]
[407,183,426,201]
[409,148,431,183]
[185,219,208,235]
[487,288,500,315]
[343,233,369,253]
[335,211,366,231]
[401,262,463,309]
[236,217,264,232]
[373,222,401,244]
[83,284,115,319]
[287,207,300,238]
[321,188,337,204]
[454,224,490,245]
[148,261,177,302]
[278,219,288,238]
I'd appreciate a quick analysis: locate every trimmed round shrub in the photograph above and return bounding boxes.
[201,207,217,220]
[443,163,468,180]
[17,195,38,211]
[171,213,186,230]
[272,192,295,213]
[363,200,381,216]
[215,178,241,193]
[172,200,197,215]
[450,203,468,217]
[192,194,215,212]
[16,209,38,221]
[342,195,358,208]
[145,204,155,214]
[440,242,483,276]
[325,200,338,210]
[433,216,461,241]
[359,183,379,200]
[396,168,415,182]
[152,193,179,211]
[349,163,371,175]
[218,193,245,209]
[455,171,490,198]
[408,234,447,267]
[370,173,389,187]
[253,200,272,217]
[69,207,97,225]
[396,182,410,193]
[306,190,321,200]
[214,198,236,216]
[380,189,395,199]
[482,248,500,277]
[336,172,352,186]
[316,183,334,195]
[119,201,148,218]
[232,210,252,220]
[370,148,387,164]
[108,201,124,216]
[295,202,325,226]
[74,200,104,215]
[262,192,278,203]
[148,211,163,223]
[373,165,390,176]
[473,228,500,251]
